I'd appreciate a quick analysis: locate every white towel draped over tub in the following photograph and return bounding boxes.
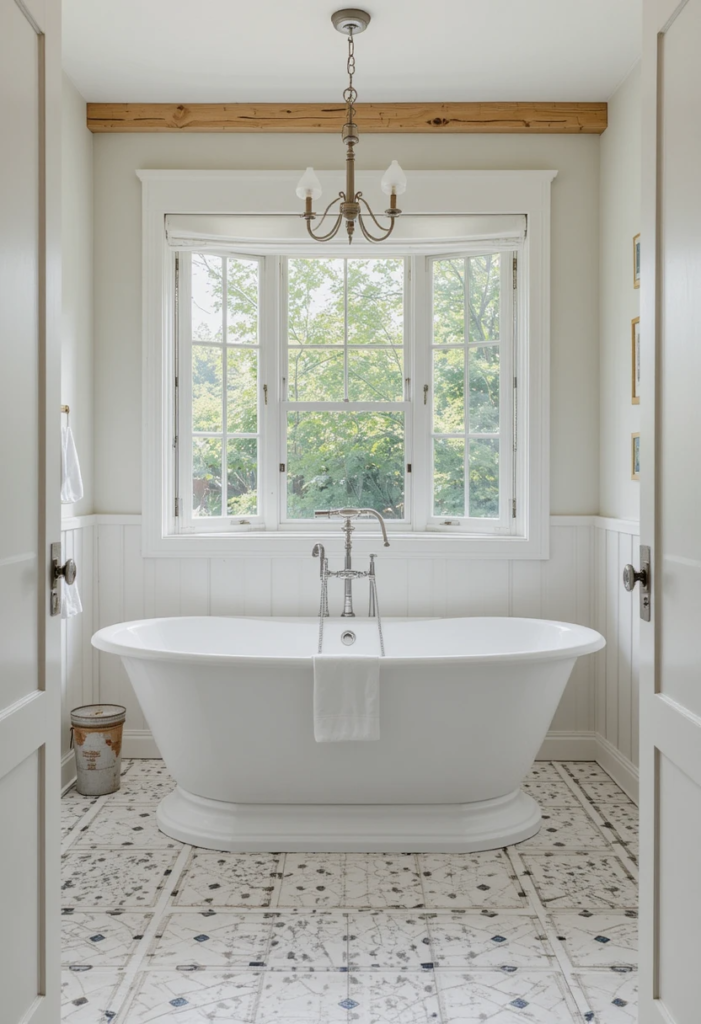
[313,655,380,742]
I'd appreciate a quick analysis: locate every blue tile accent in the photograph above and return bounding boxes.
[476,884,491,891]
[420,962,434,969]
[501,965,518,973]
[340,999,359,1009]
[170,997,188,1007]
[72,998,88,1007]
[612,998,628,1007]
[510,998,529,1009]
[594,935,611,944]
[249,961,266,967]
[90,934,106,943]
[584,1013,595,1021]
[491,935,507,943]
[193,934,210,943]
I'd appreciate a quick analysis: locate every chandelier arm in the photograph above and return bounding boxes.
[312,194,345,231]
[356,195,396,234]
[357,213,395,244]
[356,199,396,243]
[306,212,344,243]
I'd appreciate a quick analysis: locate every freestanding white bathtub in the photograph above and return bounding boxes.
[92,616,604,853]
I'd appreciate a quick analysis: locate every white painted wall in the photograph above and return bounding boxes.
[594,65,642,783]
[93,131,600,516]
[61,74,94,517]
[599,63,641,521]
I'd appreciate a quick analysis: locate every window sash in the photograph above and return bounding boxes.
[427,252,514,532]
[178,251,265,531]
[175,248,517,535]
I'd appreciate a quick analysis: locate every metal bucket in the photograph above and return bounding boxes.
[70,704,126,796]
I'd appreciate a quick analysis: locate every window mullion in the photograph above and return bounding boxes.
[221,257,228,519]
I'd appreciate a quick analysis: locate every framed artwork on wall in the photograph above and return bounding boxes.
[631,432,641,480]
[632,317,641,404]
[633,233,641,289]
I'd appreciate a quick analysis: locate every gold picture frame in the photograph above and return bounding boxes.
[631,317,641,404]
[633,233,641,289]
[631,432,641,480]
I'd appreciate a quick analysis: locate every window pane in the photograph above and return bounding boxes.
[288,258,344,345]
[227,349,258,433]
[192,437,222,517]
[227,258,259,345]
[192,346,222,433]
[469,345,500,433]
[469,438,499,518]
[288,348,345,402]
[433,258,464,344]
[286,411,405,519]
[468,254,500,342]
[191,255,223,343]
[347,259,404,345]
[348,348,403,402]
[227,439,257,516]
[433,349,464,433]
[433,438,464,517]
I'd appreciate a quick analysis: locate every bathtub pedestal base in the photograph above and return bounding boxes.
[157,786,541,853]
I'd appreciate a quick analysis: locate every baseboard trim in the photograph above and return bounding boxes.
[594,734,639,805]
[536,731,598,761]
[61,751,77,794]
[123,730,162,758]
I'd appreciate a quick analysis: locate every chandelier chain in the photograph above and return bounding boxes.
[343,28,357,108]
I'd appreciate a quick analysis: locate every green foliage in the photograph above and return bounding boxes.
[188,251,503,521]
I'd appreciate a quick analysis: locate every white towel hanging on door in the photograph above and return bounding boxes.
[61,422,84,503]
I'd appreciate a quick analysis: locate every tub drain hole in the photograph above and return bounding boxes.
[341,630,356,646]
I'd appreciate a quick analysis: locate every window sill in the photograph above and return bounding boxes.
[144,528,548,560]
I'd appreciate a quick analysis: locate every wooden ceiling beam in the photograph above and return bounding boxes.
[86,101,607,134]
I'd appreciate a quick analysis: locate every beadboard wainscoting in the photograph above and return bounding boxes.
[593,516,641,800]
[60,514,640,802]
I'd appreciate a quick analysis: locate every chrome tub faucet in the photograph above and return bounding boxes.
[312,508,388,655]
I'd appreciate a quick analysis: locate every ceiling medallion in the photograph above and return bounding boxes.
[295,8,407,244]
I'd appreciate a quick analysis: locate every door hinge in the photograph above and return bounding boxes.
[174,496,180,517]
[279,463,286,473]
[511,498,517,518]
[407,463,412,473]
[512,255,518,289]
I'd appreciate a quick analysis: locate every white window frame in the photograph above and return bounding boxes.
[139,169,555,558]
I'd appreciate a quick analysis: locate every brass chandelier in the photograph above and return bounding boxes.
[295,8,407,244]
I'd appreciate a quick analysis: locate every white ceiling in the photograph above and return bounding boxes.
[63,0,641,103]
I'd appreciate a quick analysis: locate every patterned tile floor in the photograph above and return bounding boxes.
[61,760,638,1022]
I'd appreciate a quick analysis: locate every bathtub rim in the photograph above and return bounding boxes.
[91,614,605,667]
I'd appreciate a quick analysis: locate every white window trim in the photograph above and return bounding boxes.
[139,169,555,559]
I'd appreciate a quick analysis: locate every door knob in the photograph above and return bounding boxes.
[50,542,77,615]
[622,545,651,621]
[54,557,77,586]
[622,564,647,591]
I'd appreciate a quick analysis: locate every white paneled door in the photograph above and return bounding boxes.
[0,0,61,1020]
[639,1,701,1021]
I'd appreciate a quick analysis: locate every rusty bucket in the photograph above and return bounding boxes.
[70,704,126,796]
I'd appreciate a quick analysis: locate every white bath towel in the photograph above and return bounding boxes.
[61,578,83,619]
[313,655,380,742]
[61,423,84,504]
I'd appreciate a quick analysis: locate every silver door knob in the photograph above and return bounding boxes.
[623,563,647,591]
[54,557,77,586]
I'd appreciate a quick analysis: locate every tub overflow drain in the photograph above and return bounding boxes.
[341,630,356,646]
